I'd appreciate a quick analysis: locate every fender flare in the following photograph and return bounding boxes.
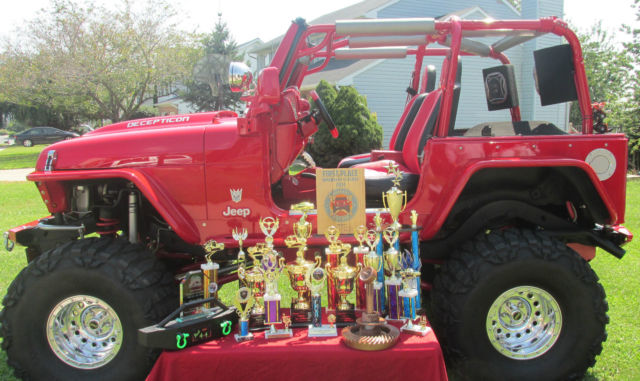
[419,158,617,240]
[27,169,201,244]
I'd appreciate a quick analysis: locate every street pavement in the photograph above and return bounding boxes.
[0,168,33,181]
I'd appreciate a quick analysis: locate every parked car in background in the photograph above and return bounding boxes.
[13,127,78,147]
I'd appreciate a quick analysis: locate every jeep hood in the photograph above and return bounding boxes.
[35,111,239,171]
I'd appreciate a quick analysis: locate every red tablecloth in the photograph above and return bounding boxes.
[147,319,448,381]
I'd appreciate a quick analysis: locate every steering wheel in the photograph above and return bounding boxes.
[310,91,339,138]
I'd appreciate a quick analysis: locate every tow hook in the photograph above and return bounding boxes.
[3,232,14,252]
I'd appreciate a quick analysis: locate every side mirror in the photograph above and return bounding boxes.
[228,62,253,93]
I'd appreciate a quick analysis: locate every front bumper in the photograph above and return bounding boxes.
[4,216,84,254]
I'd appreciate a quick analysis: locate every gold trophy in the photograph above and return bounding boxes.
[285,203,318,324]
[353,225,369,310]
[324,225,349,311]
[364,229,385,314]
[245,243,267,327]
[202,240,224,309]
[382,162,407,230]
[326,237,360,323]
[260,251,292,339]
[234,287,255,342]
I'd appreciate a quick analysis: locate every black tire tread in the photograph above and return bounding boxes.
[431,228,608,380]
[1,237,177,381]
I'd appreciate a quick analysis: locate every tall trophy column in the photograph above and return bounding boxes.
[324,226,345,312]
[353,225,369,311]
[202,240,224,309]
[306,257,338,337]
[383,228,402,320]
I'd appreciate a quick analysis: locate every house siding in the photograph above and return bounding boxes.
[346,0,566,146]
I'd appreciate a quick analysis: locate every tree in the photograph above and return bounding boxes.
[181,14,242,112]
[0,0,198,127]
[568,22,632,132]
[623,0,640,171]
[307,80,383,168]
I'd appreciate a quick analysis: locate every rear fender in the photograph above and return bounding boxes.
[27,169,200,244]
[422,159,618,241]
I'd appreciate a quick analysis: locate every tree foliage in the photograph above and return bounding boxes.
[0,0,198,127]
[307,80,383,168]
[623,0,640,171]
[181,15,242,112]
[568,22,632,131]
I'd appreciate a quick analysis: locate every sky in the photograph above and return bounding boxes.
[0,0,637,45]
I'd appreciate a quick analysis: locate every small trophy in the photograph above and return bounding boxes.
[245,243,267,328]
[324,226,348,311]
[202,240,224,309]
[383,227,402,320]
[326,239,361,323]
[342,266,400,351]
[285,203,317,324]
[305,259,337,337]
[382,162,407,231]
[234,287,255,342]
[233,227,248,267]
[364,229,385,315]
[353,225,369,310]
[259,251,292,339]
[399,268,430,336]
[259,216,279,249]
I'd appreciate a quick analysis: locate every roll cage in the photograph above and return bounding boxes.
[269,16,593,134]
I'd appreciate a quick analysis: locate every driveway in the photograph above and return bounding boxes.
[0,168,33,181]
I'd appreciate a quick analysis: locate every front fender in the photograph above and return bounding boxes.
[27,169,201,244]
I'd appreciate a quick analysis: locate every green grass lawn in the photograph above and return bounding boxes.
[0,181,638,380]
[0,145,45,170]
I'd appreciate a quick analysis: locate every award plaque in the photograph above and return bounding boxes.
[306,261,337,337]
[234,287,255,342]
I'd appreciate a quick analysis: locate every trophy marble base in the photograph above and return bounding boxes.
[234,332,254,342]
[307,324,338,337]
[400,322,431,336]
[336,309,356,324]
[291,308,312,325]
[265,328,293,340]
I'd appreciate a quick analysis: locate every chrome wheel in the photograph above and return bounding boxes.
[46,295,123,369]
[486,285,562,360]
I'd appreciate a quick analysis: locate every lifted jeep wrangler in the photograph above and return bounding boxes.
[3,16,632,381]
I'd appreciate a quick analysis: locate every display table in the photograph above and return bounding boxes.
[146,320,448,381]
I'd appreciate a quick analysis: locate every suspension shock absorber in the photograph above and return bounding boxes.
[128,187,138,244]
[96,208,120,237]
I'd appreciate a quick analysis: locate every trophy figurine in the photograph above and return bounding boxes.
[233,227,248,267]
[382,162,407,231]
[285,203,317,324]
[202,240,224,309]
[353,225,369,310]
[364,229,385,315]
[305,259,337,337]
[342,266,400,351]
[259,216,279,249]
[373,213,386,314]
[326,242,361,323]
[383,227,402,320]
[259,251,292,339]
[234,287,255,342]
[324,226,348,311]
[399,268,430,336]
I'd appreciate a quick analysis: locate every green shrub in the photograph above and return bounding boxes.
[0,129,10,135]
[308,80,383,168]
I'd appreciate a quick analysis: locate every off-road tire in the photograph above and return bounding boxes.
[1,237,177,381]
[22,139,33,147]
[431,229,608,381]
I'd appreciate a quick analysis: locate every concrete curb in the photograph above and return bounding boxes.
[0,168,33,182]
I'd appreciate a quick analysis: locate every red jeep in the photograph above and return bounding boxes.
[3,16,632,381]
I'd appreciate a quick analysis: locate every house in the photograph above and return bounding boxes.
[249,0,567,146]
